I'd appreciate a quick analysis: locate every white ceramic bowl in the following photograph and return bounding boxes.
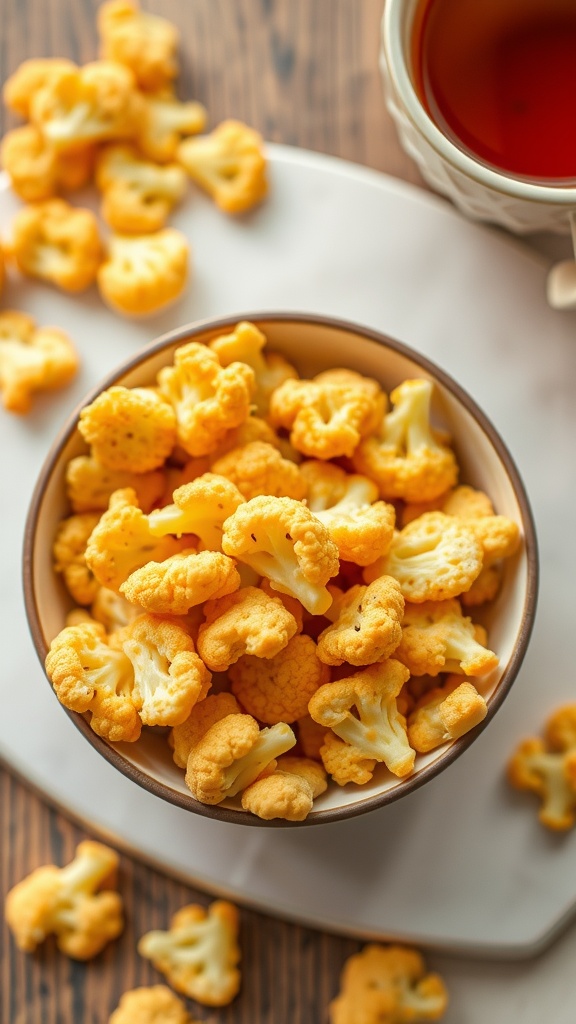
[23,313,538,827]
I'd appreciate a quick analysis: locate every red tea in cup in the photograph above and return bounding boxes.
[411,0,576,182]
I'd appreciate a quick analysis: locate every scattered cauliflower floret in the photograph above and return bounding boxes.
[309,661,414,780]
[97,228,189,316]
[1,125,95,202]
[352,378,458,503]
[177,119,268,214]
[365,511,483,603]
[157,342,255,457]
[0,310,79,413]
[209,320,298,416]
[170,692,241,769]
[98,0,179,91]
[52,512,101,605]
[222,494,340,616]
[3,58,77,118]
[407,677,488,753]
[96,143,188,233]
[211,441,308,501]
[317,577,404,667]
[10,198,102,292]
[78,386,176,473]
[229,633,329,724]
[148,473,245,550]
[65,454,166,514]
[137,88,208,163]
[241,755,328,821]
[137,900,241,1006]
[121,613,211,726]
[197,586,299,672]
[185,714,296,804]
[329,943,449,1024]
[109,985,195,1024]
[395,599,499,678]
[507,705,576,830]
[4,840,124,960]
[120,548,241,614]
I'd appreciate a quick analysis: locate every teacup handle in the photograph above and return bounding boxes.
[546,211,576,309]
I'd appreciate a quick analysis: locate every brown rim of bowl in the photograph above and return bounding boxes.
[23,311,539,828]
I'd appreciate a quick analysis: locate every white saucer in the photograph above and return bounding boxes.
[2,145,576,958]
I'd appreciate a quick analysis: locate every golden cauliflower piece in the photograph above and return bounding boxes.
[365,511,483,603]
[148,472,245,550]
[97,228,189,316]
[121,613,211,726]
[170,692,241,769]
[78,386,176,473]
[52,512,101,606]
[241,755,328,821]
[1,125,95,202]
[10,198,102,293]
[138,900,241,1006]
[209,320,298,416]
[177,119,268,214]
[5,840,123,960]
[394,599,499,678]
[65,453,166,514]
[319,730,377,787]
[407,677,488,753]
[197,585,299,672]
[507,705,576,830]
[352,378,459,502]
[96,143,188,233]
[185,714,296,804]
[221,494,340,615]
[309,661,414,781]
[229,633,329,724]
[90,586,143,634]
[98,0,179,92]
[301,460,396,566]
[211,441,308,501]
[3,57,77,119]
[329,943,449,1024]
[0,310,78,414]
[120,548,241,614]
[157,341,255,456]
[136,88,208,164]
[317,577,404,667]
[109,985,195,1024]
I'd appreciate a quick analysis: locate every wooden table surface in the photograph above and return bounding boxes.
[0,2,435,1021]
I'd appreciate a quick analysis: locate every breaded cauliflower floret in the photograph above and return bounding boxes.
[319,730,377,787]
[222,495,340,615]
[301,460,396,566]
[97,228,189,316]
[1,125,95,202]
[4,840,123,960]
[96,143,187,233]
[229,633,329,724]
[121,613,211,726]
[10,198,102,293]
[197,586,299,672]
[259,577,305,634]
[120,548,241,614]
[148,473,245,550]
[0,310,79,414]
[185,714,296,804]
[209,320,298,416]
[395,599,499,678]
[78,386,176,473]
[109,985,194,1024]
[138,900,241,1006]
[157,341,255,456]
[407,677,488,753]
[177,119,268,214]
[211,441,308,501]
[241,755,328,821]
[309,661,414,780]
[52,512,101,606]
[3,58,77,119]
[65,454,166,514]
[317,577,404,667]
[91,586,143,634]
[98,0,179,91]
[365,511,483,603]
[507,705,576,830]
[45,621,140,742]
[352,378,459,503]
[329,943,449,1024]
[136,88,208,163]
[170,692,241,769]
[85,488,184,592]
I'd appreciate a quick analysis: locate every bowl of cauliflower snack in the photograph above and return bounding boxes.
[23,313,538,826]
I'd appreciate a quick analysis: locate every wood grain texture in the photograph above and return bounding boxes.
[0,2,425,1021]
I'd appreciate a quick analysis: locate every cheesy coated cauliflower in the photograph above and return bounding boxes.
[97,228,189,316]
[10,198,102,292]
